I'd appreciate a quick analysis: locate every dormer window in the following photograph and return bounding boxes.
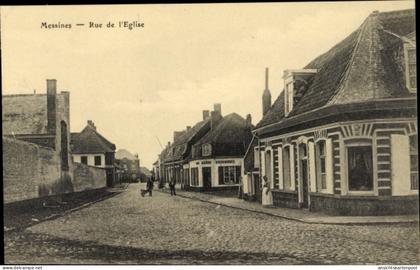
[404,42,416,92]
[202,143,212,157]
[283,69,317,116]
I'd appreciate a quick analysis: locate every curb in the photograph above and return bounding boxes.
[5,188,126,233]
[157,189,419,226]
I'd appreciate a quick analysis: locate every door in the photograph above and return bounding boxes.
[106,169,114,187]
[300,160,309,208]
[253,173,261,203]
[202,167,212,191]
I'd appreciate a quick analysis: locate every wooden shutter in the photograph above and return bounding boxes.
[325,138,334,194]
[391,134,410,195]
[278,146,283,190]
[308,141,317,192]
[218,167,224,185]
[235,166,241,184]
[290,145,296,191]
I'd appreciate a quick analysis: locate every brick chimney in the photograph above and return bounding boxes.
[246,114,252,128]
[87,120,96,130]
[203,110,210,120]
[46,79,57,134]
[210,103,223,130]
[262,68,272,116]
[186,126,191,131]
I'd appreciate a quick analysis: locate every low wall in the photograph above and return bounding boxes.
[310,193,419,216]
[3,137,73,204]
[73,162,107,191]
[272,190,300,209]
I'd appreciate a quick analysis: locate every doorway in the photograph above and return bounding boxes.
[299,143,309,209]
[202,167,212,191]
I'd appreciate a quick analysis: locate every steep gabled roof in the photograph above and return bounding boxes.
[256,9,416,129]
[71,125,116,154]
[193,113,254,157]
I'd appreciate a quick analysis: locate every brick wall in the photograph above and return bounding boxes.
[2,137,74,203]
[73,162,107,191]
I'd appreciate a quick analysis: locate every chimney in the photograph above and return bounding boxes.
[262,68,272,116]
[87,120,96,130]
[46,79,57,134]
[167,141,171,147]
[203,110,210,120]
[210,107,223,130]
[246,114,252,127]
[173,131,183,142]
[214,103,222,115]
[186,126,191,131]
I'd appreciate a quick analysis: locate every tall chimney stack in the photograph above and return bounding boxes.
[262,68,272,116]
[203,110,210,120]
[87,120,96,130]
[246,114,252,128]
[213,103,222,115]
[46,79,57,134]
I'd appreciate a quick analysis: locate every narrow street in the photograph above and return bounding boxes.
[4,183,419,265]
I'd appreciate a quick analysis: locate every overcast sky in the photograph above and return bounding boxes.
[1,1,415,169]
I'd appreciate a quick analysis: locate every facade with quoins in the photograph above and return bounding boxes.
[243,9,417,215]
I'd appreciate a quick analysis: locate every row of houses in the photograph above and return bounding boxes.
[2,79,143,203]
[154,104,253,191]
[156,9,418,216]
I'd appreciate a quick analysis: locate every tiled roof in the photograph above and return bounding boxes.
[193,113,254,157]
[71,125,116,154]
[256,9,416,129]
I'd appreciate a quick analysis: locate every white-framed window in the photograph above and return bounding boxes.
[285,82,294,115]
[81,156,88,165]
[218,166,241,185]
[409,134,418,190]
[94,155,102,166]
[202,144,212,157]
[404,43,416,92]
[316,140,327,190]
[346,140,374,192]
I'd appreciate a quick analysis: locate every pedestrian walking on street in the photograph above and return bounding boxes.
[169,179,176,196]
[141,178,154,197]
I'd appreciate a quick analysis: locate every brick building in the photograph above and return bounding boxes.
[3,79,73,202]
[71,121,116,187]
[244,9,418,215]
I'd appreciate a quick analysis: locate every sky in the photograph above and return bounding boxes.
[1,1,415,169]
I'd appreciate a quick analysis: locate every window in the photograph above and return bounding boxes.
[94,156,102,166]
[347,146,373,191]
[202,144,212,157]
[316,141,327,190]
[405,45,417,91]
[191,168,199,186]
[283,146,291,190]
[81,156,88,165]
[218,166,241,185]
[285,82,294,115]
[410,135,418,190]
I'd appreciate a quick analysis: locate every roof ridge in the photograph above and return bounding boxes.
[327,15,370,105]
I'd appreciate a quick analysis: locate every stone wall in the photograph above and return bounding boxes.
[2,137,73,203]
[73,162,107,191]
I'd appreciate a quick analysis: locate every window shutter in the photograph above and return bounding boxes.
[391,134,410,195]
[260,150,266,177]
[278,146,283,190]
[235,166,241,184]
[308,141,317,193]
[218,167,224,185]
[290,146,296,191]
[325,138,334,194]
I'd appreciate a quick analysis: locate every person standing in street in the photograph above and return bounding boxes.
[169,179,176,196]
[146,177,154,197]
[262,176,273,207]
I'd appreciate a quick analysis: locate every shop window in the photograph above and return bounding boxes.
[94,155,102,166]
[283,146,291,190]
[316,141,327,190]
[81,156,88,165]
[410,135,418,190]
[218,166,241,185]
[191,168,199,186]
[347,145,373,191]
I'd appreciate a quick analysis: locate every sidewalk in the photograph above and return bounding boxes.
[158,186,419,225]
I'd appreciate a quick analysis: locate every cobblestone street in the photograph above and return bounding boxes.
[4,183,420,264]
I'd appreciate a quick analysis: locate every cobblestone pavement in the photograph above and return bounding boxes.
[4,183,420,264]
